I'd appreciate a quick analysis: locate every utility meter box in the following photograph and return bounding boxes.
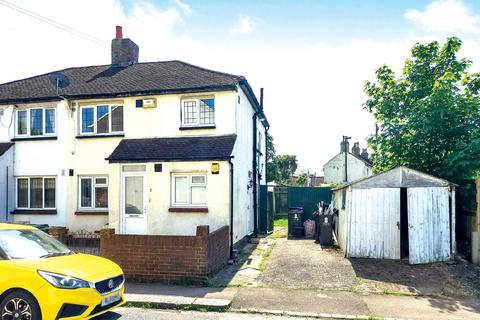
[136,98,157,108]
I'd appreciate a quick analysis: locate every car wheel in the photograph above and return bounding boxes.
[0,291,41,320]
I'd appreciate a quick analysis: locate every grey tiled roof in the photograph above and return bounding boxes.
[0,61,244,104]
[107,134,237,163]
[0,143,13,156]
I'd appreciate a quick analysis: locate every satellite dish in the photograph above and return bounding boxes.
[49,72,70,89]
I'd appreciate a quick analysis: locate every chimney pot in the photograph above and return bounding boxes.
[115,26,123,39]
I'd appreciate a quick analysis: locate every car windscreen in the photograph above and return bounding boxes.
[0,229,72,260]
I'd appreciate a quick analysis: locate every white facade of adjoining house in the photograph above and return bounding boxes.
[0,144,14,221]
[333,166,455,265]
[323,152,372,184]
[0,85,266,244]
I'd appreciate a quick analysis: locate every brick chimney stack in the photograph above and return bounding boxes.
[361,148,369,160]
[111,26,139,66]
[340,140,350,153]
[352,142,360,156]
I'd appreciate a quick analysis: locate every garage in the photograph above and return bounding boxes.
[333,166,456,264]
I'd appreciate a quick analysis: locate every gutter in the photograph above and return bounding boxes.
[251,88,263,237]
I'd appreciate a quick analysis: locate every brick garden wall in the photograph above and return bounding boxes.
[99,225,229,283]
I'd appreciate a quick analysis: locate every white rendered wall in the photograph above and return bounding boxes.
[0,147,14,221]
[324,153,372,184]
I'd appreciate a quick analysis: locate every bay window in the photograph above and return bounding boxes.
[171,174,207,206]
[80,105,124,135]
[79,177,108,209]
[16,108,56,137]
[16,177,56,209]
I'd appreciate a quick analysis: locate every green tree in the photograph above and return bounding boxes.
[266,133,279,182]
[364,37,480,182]
[276,155,298,184]
[295,171,308,186]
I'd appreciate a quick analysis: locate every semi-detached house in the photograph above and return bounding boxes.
[0,27,268,249]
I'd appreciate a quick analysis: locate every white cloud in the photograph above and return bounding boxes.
[405,0,480,33]
[230,15,256,34]
[171,0,191,16]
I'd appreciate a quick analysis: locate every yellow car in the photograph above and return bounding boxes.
[0,223,125,320]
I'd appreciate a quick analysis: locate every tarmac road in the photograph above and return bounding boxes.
[95,308,328,320]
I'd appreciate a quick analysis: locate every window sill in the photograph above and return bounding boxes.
[168,207,208,213]
[75,211,109,216]
[11,136,57,141]
[11,209,57,215]
[179,126,216,131]
[76,133,125,139]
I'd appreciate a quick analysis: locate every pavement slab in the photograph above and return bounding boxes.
[231,287,370,317]
[125,282,238,300]
[363,294,480,320]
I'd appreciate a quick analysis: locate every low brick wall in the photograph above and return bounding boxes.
[99,225,229,283]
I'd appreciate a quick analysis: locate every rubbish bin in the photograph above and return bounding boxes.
[288,207,304,238]
[314,211,321,243]
[318,214,333,246]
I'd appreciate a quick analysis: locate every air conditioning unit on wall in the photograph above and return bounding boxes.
[136,98,157,108]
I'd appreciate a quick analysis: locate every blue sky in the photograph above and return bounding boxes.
[120,0,480,43]
[1,0,480,173]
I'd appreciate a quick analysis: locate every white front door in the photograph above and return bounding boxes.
[122,174,147,235]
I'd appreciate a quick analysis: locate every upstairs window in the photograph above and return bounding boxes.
[16,108,56,137]
[181,98,215,127]
[80,105,124,135]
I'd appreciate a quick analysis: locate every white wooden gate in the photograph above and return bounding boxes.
[407,187,450,264]
[348,188,400,259]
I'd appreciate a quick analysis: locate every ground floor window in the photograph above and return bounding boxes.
[171,174,207,206]
[79,176,108,209]
[16,177,56,209]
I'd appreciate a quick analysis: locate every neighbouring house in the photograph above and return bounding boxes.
[0,142,14,222]
[290,173,324,187]
[323,139,372,184]
[0,27,268,258]
[332,166,456,264]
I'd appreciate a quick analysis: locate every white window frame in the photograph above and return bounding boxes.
[78,176,109,210]
[171,173,207,207]
[15,176,56,210]
[15,108,57,137]
[79,105,124,135]
[181,98,215,127]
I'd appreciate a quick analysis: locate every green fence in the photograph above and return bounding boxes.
[287,187,333,221]
[259,185,274,234]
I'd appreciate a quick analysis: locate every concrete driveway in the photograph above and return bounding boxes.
[257,238,357,290]
[227,235,480,319]
[255,236,480,297]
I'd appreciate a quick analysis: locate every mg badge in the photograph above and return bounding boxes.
[107,279,115,289]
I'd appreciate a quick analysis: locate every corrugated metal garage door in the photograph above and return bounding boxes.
[407,187,451,264]
[348,188,400,259]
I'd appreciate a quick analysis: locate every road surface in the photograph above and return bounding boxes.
[96,308,328,320]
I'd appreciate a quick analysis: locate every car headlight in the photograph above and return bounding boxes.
[38,270,92,289]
